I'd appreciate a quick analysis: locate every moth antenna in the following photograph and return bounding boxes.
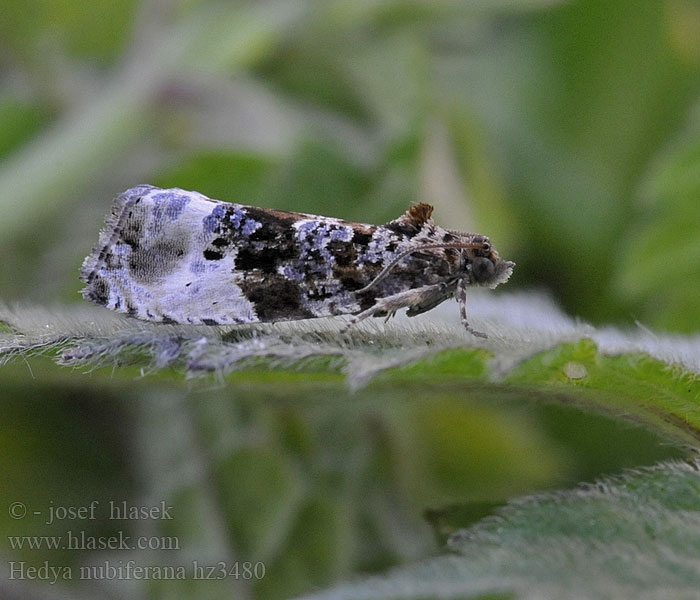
[356,241,486,294]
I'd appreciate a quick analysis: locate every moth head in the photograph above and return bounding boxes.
[471,254,514,288]
[455,235,514,289]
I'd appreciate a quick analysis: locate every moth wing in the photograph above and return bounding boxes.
[80,186,259,325]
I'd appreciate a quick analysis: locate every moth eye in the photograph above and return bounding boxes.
[481,241,491,252]
[472,256,495,282]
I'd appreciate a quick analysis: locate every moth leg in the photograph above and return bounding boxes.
[343,284,447,332]
[456,279,487,339]
[405,282,452,317]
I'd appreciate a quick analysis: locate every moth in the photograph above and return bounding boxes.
[81,186,514,337]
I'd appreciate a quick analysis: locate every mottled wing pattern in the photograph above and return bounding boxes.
[82,186,251,324]
[80,186,438,324]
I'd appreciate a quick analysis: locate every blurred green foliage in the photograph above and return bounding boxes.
[0,0,137,63]
[2,1,700,598]
[616,124,700,332]
[307,457,700,599]
[0,357,686,599]
[0,0,698,328]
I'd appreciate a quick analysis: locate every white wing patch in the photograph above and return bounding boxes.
[81,186,258,324]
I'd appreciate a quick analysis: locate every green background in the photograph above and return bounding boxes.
[1,1,700,598]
